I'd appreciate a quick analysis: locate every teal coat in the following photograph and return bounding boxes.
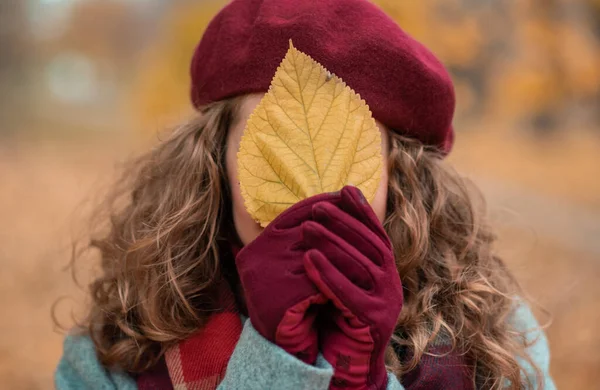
[55,303,555,389]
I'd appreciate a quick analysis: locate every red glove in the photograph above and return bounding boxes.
[235,191,343,364]
[303,186,404,389]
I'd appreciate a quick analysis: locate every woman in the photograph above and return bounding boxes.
[55,0,555,388]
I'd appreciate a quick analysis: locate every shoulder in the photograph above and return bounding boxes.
[508,299,556,389]
[509,300,551,368]
[55,333,137,390]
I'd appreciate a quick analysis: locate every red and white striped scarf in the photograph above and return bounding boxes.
[137,281,242,390]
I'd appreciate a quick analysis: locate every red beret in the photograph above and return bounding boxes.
[190,0,456,154]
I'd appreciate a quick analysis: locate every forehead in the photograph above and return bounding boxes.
[228,94,264,144]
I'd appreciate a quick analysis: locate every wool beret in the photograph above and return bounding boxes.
[190,0,456,154]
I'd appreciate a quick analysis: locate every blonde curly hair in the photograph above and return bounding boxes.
[66,96,543,388]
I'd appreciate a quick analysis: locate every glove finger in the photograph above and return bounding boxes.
[302,221,376,291]
[312,201,387,267]
[304,249,372,318]
[340,186,391,248]
[270,190,343,231]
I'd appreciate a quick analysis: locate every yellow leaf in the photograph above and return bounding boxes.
[237,41,382,227]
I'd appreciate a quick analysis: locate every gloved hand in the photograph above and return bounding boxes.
[235,191,343,364]
[303,186,404,389]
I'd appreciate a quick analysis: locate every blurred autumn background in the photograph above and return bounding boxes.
[1,0,599,388]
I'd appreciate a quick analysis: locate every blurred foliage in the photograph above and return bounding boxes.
[127,1,227,128]
[377,0,600,130]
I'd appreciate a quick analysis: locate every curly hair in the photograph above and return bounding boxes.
[384,132,542,388]
[65,96,543,388]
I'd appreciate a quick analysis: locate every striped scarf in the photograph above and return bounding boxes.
[136,282,242,390]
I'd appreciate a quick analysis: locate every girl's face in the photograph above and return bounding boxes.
[226,93,390,246]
